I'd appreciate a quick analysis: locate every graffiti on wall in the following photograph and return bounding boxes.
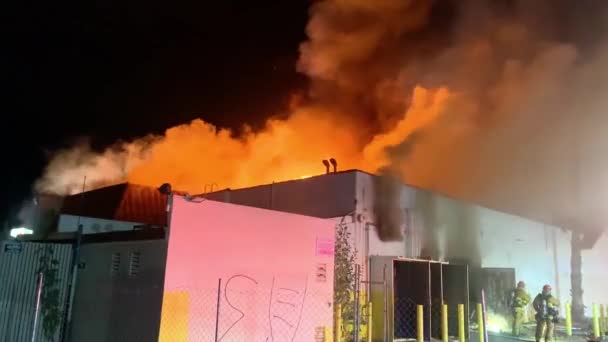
[218,274,309,342]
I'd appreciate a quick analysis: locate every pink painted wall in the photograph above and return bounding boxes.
[159,197,335,342]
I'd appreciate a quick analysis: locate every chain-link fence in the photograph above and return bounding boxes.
[394,297,420,339]
[159,277,334,342]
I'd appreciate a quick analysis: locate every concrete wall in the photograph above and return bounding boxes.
[70,239,167,342]
[581,231,608,315]
[353,172,575,313]
[58,214,143,234]
[204,171,606,316]
[159,197,335,341]
[355,172,419,259]
[476,208,572,311]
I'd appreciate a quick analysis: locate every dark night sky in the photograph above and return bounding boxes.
[2,0,310,224]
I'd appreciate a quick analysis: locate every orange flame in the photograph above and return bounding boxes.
[36,87,453,195]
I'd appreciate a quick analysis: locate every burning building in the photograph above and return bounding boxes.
[7,167,608,341]
[50,170,608,317]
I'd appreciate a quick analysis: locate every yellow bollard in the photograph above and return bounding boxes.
[367,302,373,342]
[593,304,600,339]
[417,305,424,342]
[601,304,606,337]
[325,326,333,342]
[442,304,449,342]
[335,304,342,342]
[565,303,572,337]
[477,303,484,342]
[458,304,465,342]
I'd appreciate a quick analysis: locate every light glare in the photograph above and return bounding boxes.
[10,227,33,238]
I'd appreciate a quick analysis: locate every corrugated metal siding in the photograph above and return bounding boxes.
[115,184,167,225]
[0,241,72,342]
[61,183,168,226]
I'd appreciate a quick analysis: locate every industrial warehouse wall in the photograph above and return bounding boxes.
[353,172,578,314]
[476,209,572,311]
[0,241,72,342]
[354,172,422,259]
[69,239,167,342]
[205,171,358,218]
[581,231,608,315]
[200,170,603,318]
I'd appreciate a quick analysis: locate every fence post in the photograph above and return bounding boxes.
[477,304,484,342]
[335,304,342,342]
[417,305,424,342]
[367,302,373,342]
[458,304,465,342]
[215,278,222,342]
[565,303,572,337]
[593,304,600,339]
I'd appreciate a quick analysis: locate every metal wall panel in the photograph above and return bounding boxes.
[204,171,358,218]
[69,239,167,342]
[0,241,72,342]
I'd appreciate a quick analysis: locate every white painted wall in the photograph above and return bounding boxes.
[350,171,581,315]
[476,209,572,312]
[58,214,142,234]
[205,170,606,317]
[355,172,421,259]
[581,231,608,314]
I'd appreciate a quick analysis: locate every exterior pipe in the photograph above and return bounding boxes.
[322,160,330,174]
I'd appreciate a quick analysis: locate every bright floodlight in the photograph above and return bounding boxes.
[10,227,33,238]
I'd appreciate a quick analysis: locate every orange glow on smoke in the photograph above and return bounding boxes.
[124,87,453,194]
[36,86,454,195]
[125,107,367,193]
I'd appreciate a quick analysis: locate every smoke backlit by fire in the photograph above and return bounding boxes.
[36,0,608,237]
[36,89,452,195]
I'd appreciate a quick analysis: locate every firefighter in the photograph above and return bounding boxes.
[511,281,531,336]
[533,284,560,342]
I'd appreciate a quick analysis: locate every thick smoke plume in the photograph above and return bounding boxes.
[37,0,608,246]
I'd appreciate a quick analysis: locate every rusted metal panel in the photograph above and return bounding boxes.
[61,183,168,226]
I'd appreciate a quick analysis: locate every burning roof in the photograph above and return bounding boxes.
[61,183,168,226]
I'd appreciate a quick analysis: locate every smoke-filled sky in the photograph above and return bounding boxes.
[5,0,608,232]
